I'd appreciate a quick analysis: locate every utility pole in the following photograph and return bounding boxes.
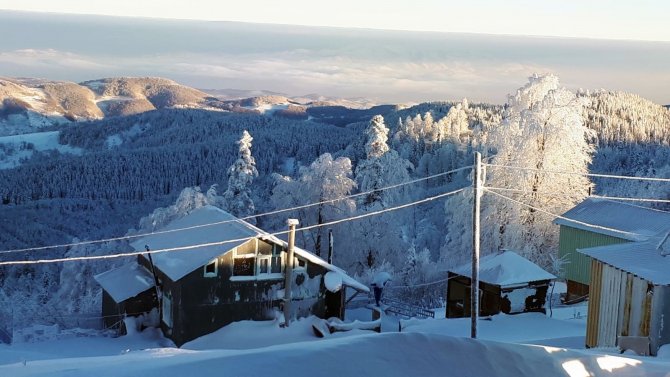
[283,219,299,327]
[471,152,482,339]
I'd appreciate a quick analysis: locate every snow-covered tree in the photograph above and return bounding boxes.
[483,74,593,268]
[271,153,356,256]
[223,130,258,222]
[355,115,413,209]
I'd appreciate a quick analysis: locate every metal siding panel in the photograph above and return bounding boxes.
[586,260,602,347]
[559,226,629,285]
[598,265,621,347]
[650,285,670,356]
[616,270,628,338]
[629,277,647,337]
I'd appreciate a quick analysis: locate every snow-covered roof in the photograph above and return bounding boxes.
[578,239,670,285]
[130,206,369,292]
[450,250,556,288]
[290,245,369,292]
[130,206,261,281]
[94,262,155,302]
[554,198,670,241]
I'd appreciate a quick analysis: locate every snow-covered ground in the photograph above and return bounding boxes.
[2,302,670,376]
[0,131,82,169]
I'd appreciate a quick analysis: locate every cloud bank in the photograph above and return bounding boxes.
[1,11,668,104]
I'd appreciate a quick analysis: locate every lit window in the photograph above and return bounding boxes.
[259,258,269,274]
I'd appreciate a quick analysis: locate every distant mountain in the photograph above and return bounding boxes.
[0,76,384,136]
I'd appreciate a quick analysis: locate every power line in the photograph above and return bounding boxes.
[483,188,646,240]
[0,187,467,266]
[0,165,473,255]
[485,164,670,183]
[486,186,670,207]
[590,194,670,204]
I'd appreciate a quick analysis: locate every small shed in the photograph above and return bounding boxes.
[446,250,556,318]
[94,262,157,330]
[96,205,368,346]
[579,237,670,355]
[554,198,670,299]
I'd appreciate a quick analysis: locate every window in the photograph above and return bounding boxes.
[203,259,218,277]
[232,240,285,279]
[293,256,307,270]
[233,256,255,276]
[162,290,173,328]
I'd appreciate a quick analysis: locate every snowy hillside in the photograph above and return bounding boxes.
[0,131,81,169]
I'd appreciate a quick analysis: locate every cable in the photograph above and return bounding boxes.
[590,194,670,204]
[387,276,453,289]
[486,163,670,183]
[0,187,467,266]
[485,187,670,210]
[483,188,646,240]
[484,186,585,199]
[0,165,473,255]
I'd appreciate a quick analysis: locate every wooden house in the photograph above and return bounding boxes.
[95,205,369,346]
[446,250,555,318]
[579,237,670,355]
[554,198,670,300]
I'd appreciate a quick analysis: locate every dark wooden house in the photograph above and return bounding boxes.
[446,250,556,318]
[95,205,368,346]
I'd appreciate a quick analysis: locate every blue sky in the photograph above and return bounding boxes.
[0,0,668,42]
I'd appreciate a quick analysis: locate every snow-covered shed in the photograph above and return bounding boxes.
[96,205,368,346]
[579,236,670,355]
[94,262,157,330]
[446,250,556,318]
[554,198,670,299]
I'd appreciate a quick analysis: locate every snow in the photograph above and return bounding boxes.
[94,262,155,302]
[243,103,289,114]
[555,198,670,241]
[2,309,670,377]
[130,206,260,281]
[579,239,670,285]
[373,271,392,286]
[0,131,82,169]
[324,271,343,292]
[451,250,556,287]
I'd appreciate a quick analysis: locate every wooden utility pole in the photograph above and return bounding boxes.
[471,152,482,339]
[283,219,299,327]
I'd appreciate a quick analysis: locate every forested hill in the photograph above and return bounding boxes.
[1,75,670,327]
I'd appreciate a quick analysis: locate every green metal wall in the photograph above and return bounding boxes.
[558,226,629,284]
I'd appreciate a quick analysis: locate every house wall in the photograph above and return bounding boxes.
[101,289,157,332]
[446,273,550,318]
[558,226,628,296]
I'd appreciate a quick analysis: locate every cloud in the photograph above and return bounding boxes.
[0,49,110,70]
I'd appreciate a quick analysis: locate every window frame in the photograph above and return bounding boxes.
[203,258,218,278]
[162,290,173,328]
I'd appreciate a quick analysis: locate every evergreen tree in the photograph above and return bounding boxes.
[355,115,413,209]
[223,130,259,222]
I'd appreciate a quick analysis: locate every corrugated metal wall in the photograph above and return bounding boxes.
[586,260,657,352]
[558,226,629,284]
